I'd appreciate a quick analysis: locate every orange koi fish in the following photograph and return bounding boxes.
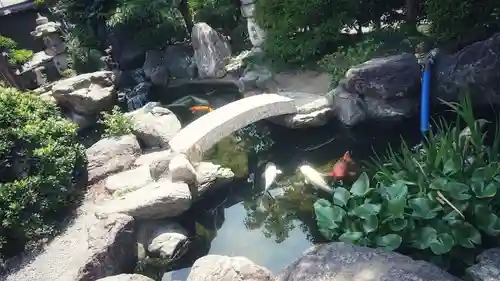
[328,151,358,181]
[190,105,213,113]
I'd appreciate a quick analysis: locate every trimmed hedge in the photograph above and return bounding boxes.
[0,86,86,263]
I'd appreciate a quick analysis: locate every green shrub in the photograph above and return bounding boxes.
[65,32,105,74]
[190,0,250,52]
[0,35,33,66]
[318,38,384,87]
[8,49,34,65]
[99,106,133,138]
[254,0,357,65]
[314,95,500,266]
[425,0,500,50]
[0,36,17,51]
[190,0,241,34]
[55,0,188,54]
[0,86,86,262]
[318,29,429,87]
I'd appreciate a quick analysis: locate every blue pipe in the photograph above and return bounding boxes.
[420,59,433,135]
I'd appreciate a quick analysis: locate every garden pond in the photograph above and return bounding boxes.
[135,117,423,281]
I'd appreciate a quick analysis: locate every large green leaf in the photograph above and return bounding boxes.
[339,231,363,244]
[450,221,481,248]
[388,218,407,231]
[446,181,472,200]
[350,172,372,197]
[385,180,408,199]
[474,206,500,235]
[387,196,406,218]
[314,199,344,239]
[493,174,500,183]
[472,163,499,183]
[333,187,350,207]
[443,155,461,175]
[472,181,498,198]
[411,226,437,249]
[314,199,346,222]
[430,233,455,255]
[362,215,379,233]
[408,197,438,219]
[376,233,402,251]
[429,178,450,191]
[351,203,381,219]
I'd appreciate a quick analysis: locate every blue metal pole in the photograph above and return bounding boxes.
[420,59,433,135]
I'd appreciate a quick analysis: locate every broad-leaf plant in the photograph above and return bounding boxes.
[314,95,500,265]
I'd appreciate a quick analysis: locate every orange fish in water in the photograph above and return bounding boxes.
[328,151,358,181]
[190,105,213,113]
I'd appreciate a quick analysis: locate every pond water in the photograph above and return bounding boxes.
[136,118,423,281]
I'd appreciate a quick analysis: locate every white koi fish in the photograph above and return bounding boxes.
[299,164,334,194]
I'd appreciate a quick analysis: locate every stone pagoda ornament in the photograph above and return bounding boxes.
[30,13,69,75]
[240,0,267,50]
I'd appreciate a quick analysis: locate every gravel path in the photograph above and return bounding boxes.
[2,202,98,281]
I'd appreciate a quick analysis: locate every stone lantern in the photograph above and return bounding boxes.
[240,0,267,50]
[30,13,69,75]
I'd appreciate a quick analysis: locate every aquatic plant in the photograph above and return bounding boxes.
[314,95,500,266]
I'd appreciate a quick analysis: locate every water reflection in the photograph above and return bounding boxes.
[142,118,423,281]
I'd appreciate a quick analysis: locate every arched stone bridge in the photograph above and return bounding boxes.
[168,94,297,160]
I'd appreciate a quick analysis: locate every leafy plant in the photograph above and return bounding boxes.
[0,86,86,263]
[99,106,133,137]
[8,49,34,65]
[61,68,76,78]
[0,35,33,66]
[0,36,17,51]
[314,94,500,264]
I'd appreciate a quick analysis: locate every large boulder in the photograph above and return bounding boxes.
[127,102,182,149]
[169,153,198,184]
[86,134,142,183]
[96,179,192,219]
[105,165,152,195]
[148,150,177,181]
[143,50,170,87]
[195,162,235,195]
[134,149,174,167]
[96,274,154,281]
[142,46,196,86]
[3,212,137,281]
[50,71,116,127]
[329,53,421,126]
[466,248,500,281]
[434,32,500,104]
[344,53,421,100]
[192,22,232,78]
[77,214,137,281]
[137,220,189,260]
[187,255,275,281]
[330,33,500,127]
[278,242,461,281]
